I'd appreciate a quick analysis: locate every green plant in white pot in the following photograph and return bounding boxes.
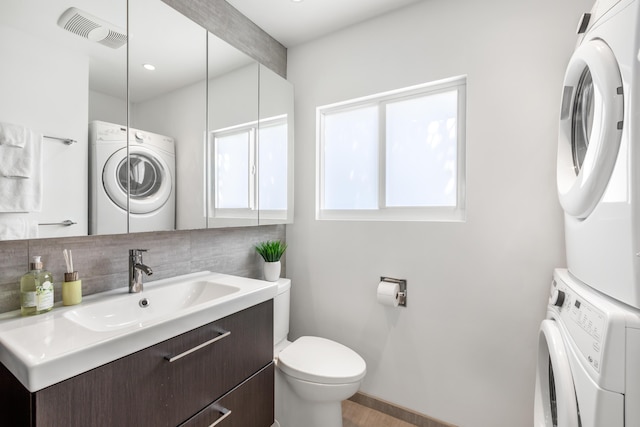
[255,240,287,282]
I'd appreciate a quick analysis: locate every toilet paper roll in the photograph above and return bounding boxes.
[377,281,400,307]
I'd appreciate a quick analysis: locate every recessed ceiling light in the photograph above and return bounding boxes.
[142,63,156,71]
[291,0,303,3]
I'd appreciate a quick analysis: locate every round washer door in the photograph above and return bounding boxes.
[557,39,623,219]
[534,319,580,427]
[102,146,173,214]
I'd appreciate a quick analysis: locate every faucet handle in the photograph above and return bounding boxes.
[129,248,149,256]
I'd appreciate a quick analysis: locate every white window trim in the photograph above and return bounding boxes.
[316,76,467,222]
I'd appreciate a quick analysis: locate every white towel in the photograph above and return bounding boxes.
[0,129,37,178]
[0,122,27,148]
[0,132,41,212]
[0,216,38,239]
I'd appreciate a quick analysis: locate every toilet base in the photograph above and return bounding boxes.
[276,366,358,427]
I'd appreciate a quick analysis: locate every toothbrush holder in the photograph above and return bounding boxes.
[62,272,82,306]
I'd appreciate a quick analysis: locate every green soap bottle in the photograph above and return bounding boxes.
[20,256,54,316]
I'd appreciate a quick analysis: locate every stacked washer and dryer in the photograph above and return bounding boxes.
[534,1,640,426]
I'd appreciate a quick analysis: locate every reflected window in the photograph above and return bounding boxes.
[210,116,288,218]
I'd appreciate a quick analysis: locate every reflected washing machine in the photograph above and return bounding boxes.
[557,0,640,307]
[534,269,640,427]
[89,121,175,235]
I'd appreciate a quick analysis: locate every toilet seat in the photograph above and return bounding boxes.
[277,336,366,385]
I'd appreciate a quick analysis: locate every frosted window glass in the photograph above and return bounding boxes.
[323,106,378,209]
[386,91,458,207]
[259,123,288,210]
[215,132,249,209]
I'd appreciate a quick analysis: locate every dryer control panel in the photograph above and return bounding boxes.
[551,278,606,373]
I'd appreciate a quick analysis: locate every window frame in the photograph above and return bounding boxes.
[316,76,467,222]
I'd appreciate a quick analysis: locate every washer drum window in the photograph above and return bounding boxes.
[103,146,173,214]
[557,39,623,219]
[534,319,581,427]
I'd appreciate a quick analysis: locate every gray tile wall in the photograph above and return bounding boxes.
[0,225,285,314]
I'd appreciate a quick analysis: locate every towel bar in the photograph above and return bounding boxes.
[43,135,77,145]
[38,220,77,226]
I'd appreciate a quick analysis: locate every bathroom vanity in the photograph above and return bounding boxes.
[0,272,276,427]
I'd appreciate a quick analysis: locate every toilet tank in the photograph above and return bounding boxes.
[274,278,291,346]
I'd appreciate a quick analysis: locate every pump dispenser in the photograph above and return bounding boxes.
[20,256,54,315]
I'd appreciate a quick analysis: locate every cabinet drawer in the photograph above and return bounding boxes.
[34,300,273,427]
[181,363,274,427]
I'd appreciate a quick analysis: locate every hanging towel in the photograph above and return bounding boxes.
[0,216,38,240]
[0,132,42,212]
[0,128,37,178]
[0,122,27,148]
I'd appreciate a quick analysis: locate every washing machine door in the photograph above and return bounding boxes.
[557,39,623,219]
[103,146,173,214]
[534,320,580,427]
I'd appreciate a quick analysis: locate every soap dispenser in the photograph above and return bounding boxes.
[20,256,54,316]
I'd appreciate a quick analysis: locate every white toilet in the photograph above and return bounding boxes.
[273,278,366,427]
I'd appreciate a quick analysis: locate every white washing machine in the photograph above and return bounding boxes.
[89,120,175,235]
[534,269,640,427]
[557,0,640,308]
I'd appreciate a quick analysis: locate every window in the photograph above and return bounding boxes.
[210,115,288,222]
[317,76,466,221]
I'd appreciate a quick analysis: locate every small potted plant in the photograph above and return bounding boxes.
[255,240,288,281]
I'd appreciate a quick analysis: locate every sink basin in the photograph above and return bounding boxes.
[0,271,278,392]
[64,280,239,332]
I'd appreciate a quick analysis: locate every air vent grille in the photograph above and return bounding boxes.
[57,7,126,49]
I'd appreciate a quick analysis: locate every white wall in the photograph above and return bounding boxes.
[286,0,586,425]
[89,91,127,126]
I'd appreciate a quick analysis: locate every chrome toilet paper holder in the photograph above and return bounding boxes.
[380,277,407,307]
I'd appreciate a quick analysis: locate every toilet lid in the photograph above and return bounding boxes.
[277,336,366,384]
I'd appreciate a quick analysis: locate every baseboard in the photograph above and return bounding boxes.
[348,392,458,427]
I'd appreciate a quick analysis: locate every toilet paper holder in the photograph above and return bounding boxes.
[380,277,407,307]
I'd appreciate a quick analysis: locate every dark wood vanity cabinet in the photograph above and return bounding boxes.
[0,300,274,427]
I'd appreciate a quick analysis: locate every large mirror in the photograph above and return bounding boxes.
[0,0,293,241]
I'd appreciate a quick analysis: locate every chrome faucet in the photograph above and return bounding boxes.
[129,249,153,293]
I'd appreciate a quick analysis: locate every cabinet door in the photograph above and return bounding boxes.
[34,300,273,427]
[181,363,274,427]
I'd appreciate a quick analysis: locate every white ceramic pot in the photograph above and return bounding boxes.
[264,261,281,282]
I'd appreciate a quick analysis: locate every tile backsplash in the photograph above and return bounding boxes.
[0,225,285,314]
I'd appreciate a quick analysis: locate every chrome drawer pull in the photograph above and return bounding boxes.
[165,330,231,362]
[208,406,232,427]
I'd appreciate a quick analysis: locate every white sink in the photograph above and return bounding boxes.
[0,271,278,392]
[64,280,240,332]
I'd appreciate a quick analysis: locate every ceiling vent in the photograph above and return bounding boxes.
[57,7,127,49]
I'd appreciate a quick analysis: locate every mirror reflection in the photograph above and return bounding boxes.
[0,0,293,241]
[258,65,294,225]
[126,0,207,233]
[207,33,260,227]
[0,0,127,239]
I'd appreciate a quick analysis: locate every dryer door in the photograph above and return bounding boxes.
[557,39,623,219]
[103,146,173,214]
[534,320,580,427]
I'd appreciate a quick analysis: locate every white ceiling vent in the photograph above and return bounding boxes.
[57,7,127,49]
